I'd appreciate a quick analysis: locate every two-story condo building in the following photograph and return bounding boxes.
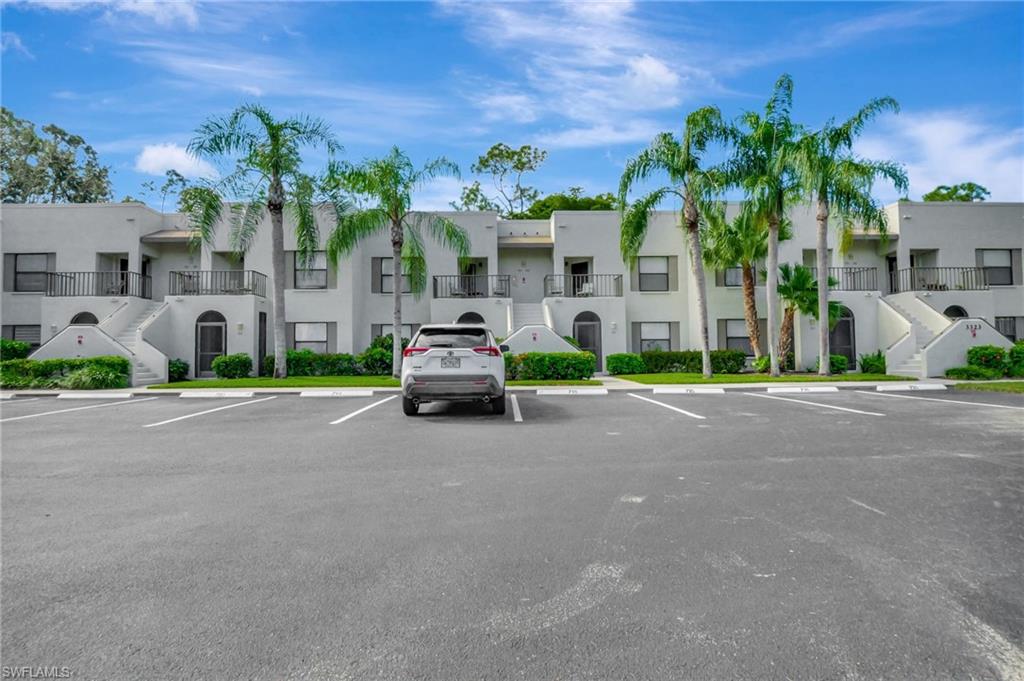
[1,201,1020,384]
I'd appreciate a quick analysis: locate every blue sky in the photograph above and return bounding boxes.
[2,1,1022,210]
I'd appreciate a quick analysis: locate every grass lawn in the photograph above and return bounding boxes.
[508,379,603,386]
[616,372,910,385]
[953,381,1024,394]
[148,376,602,389]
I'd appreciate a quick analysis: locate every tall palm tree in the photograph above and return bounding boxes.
[618,107,726,379]
[324,147,470,378]
[187,104,340,378]
[725,74,802,377]
[776,263,841,369]
[795,98,908,374]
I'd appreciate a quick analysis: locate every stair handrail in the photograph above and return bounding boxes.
[877,296,916,375]
[96,300,130,331]
[919,317,1013,377]
[29,323,136,359]
[909,293,956,335]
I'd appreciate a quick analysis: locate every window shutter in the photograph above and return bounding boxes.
[716,319,728,350]
[410,323,421,339]
[758,318,768,355]
[371,324,382,340]
[669,322,680,351]
[327,261,338,289]
[1017,317,1024,341]
[1,325,11,340]
[630,322,641,353]
[46,253,56,272]
[285,252,295,290]
[668,256,679,291]
[285,322,295,350]
[2,254,14,292]
[715,270,725,287]
[371,258,382,294]
[327,322,337,353]
[1011,249,1022,286]
[629,261,639,292]
[975,249,984,269]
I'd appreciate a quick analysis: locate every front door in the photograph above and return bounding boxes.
[196,322,226,377]
[570,261,590,296]
[830,309,856,370]
[573,320,602,371]
[257,312,267,375]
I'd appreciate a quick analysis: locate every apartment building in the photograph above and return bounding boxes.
[1,201,1020,384]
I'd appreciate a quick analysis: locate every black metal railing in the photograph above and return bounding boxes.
[890,267,988,293]
[46,271,152,298]
[544,274,623,297]
[169,270,268,297]
[432,274,510,298]
[808,267,878,291]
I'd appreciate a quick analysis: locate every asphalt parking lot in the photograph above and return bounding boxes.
[2,388,1023,680]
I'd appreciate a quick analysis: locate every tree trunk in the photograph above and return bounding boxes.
[779,306,795,369]
[741,262,762,359]
[816,195,831,376]
[684,193,712,379]
[268,178,288,379]
[391,223,404,379]
[765,215,780,377]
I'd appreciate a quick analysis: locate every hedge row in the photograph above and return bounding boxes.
[0,355,132,389]
[605,349,747,375]
[0,338,32,360]
[262,350,362,377]
[505,352,596,380]
[946,342,1024,380]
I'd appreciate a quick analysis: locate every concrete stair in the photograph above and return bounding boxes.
[113,302,165,385]
[886,299,945,377]
[512,303,547,329]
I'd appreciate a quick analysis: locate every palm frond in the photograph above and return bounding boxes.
[181,185,226,251]
[401,225,428,298]
[411,213,471,258]
[289,173,319,267]
[325,208,389,264]
[413,156,461,191]
[619,187,680,262]
[227,196,266,254]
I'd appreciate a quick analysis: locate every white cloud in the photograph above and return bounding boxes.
[1,31,33,58]
[134,143,217,178]
[855,111,1024,202]
[478,93,539,124]
[534,120,662,149]
[15,0,198,27]
[412,176,465,211]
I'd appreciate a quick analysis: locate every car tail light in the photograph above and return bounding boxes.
[403,347,428,357]
[473,346,501,356]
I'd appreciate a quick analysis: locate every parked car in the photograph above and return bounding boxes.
[400,324,508,415]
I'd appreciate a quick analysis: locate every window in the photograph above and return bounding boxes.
[379,257,411,294]
[414,327,487,349]
[14,253,49,292]
[372,324,414,341]
[724,319,753,356]
[1,325,42,349]
[996,317,1021,342]
[724,267,743,287]
[979,249,1013,285]
[637,256,669,291]
[295,252,328,289]
[293,322,328,353]
[639,322,671,352]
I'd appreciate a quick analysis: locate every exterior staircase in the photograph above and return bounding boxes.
[512,303,547,330]
[886,298,943,377]
[113,302,165,386]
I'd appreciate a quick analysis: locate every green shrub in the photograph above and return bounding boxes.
[0,355,131,389]
[504,352,520,380]
[812,354,849,374]
[357,347,393,375]
[284,348,319,376]
[210,353,252,379]
[0,338,31,360]
[753,355,771,373]
[370,334,409,352]
[315,353,359,376]
[514,352,595,380]
[945,365,1002,380]
[858,350,886,375]
[261,351,361,377]
[1007,342,1024,377]
[639,349,747,374]
[562,335,581,349]
[966,345,1006,372]
[57,366,128,390]
[263,355,275,375]
[606,353,646,375]
[168,358,189,382]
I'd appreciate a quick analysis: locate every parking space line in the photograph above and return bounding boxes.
[847,497,887,516]
[510,394,523,423]
[142,396,277,428]
[0,397,39,405]
[1,396,161,423]
[743,392,884,416]
[627,393,706,420]
[854,390,1024,411]
[330,395,397,424]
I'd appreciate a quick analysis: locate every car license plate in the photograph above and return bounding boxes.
[440,357,461,369]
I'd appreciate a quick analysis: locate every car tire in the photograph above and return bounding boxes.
[491,393,506,415]
[402,396,419,416]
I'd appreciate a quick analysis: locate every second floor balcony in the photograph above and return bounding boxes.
[544,274,623,297]
[890,267,988,293]
[808,267,878,291]
[433,274,511,298]
[169,270,268,297]
[46,271,152,299]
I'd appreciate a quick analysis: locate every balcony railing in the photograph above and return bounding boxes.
[544,274,623,297]
[169,270,268,297]
[890,267,988,293]
[808,267,878,291]
[433,274,510,298]
[46,271,152,299]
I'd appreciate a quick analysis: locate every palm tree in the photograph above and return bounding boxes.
[795,98,908,375]
[776,263,841,368]
[725,74,802,377]
[187,104,339,379]
[701,204,793,359]
[324,147,470,378]
[618,107,726,378]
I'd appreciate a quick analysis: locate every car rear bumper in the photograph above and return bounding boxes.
[403,374,503,401]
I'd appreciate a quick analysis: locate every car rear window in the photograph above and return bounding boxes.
[415,327,488,348]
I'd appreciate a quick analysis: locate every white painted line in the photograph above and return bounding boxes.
[143,396,276,428]
[847,497,887,516]
[855,390,1024,411]
[510,393,523,423]
[875,383,947,392]
[179,391,255,399]
[330,395,397,424]
[766,386,839,394]
[0,394,15,400]
[300,390,374,398]
[0,397,39,404]
[653,387,725,395]
[619,495,646,503]
[1,396,160,423]
[744,392,885,416]
[57,392,133,400]
[535,388,608,396]
[627,392,705,420]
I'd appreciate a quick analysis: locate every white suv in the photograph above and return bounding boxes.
[400,324,508,415]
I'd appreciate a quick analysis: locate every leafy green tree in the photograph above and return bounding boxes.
[521,187,619,219]
[776,264,841,369]
[453,143,547,217]
[794,96,908,374]
[1,107,113,203]
[619,107,727,379]
[187,104,340,378]
[325,147,471,377]
[922,182,989,202]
